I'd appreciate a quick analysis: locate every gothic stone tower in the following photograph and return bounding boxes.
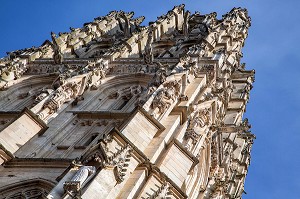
[0,5,255,199]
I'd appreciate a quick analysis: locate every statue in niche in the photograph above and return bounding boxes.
[63,163,96,195]
[163,80,181,101]
[68,166,96,187]
[94,59,107,79]
[143,28,154,64]
[50,32,64,64]
[184,106,211,148]
[182,11,190,38]
[147,62,169,94]
[151,80,181,116]
[189,107,211,129]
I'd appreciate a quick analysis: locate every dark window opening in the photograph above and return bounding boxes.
[84,134,98,146]
[114,100,129,110]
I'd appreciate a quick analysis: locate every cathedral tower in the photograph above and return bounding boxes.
[0,5,254,199]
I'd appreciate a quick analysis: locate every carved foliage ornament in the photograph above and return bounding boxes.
[111,146,132,181]
[146,182,173,199]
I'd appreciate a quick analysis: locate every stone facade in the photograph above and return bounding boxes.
[0,5,255,199]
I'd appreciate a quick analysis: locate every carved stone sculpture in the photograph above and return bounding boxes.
[63,165,96,197]
[143,28,154,64]
[151,80,181,116]
[183,11,190,38]
[50,32,64,64]
[68,166,96,186]
[116,11,131,38]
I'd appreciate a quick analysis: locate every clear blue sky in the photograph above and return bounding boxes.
[1,1,300,198]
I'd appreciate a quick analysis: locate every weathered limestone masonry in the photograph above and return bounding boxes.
[0,5,255,199]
